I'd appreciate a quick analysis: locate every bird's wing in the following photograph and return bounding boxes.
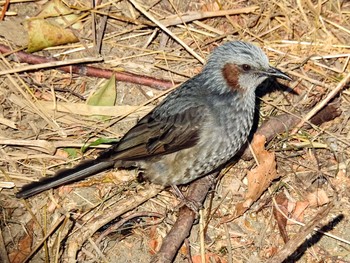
[98,104,207,161]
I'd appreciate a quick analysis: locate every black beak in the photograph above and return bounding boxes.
[265,66,292,81]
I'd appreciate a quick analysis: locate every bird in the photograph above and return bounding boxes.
[16,41,291,199]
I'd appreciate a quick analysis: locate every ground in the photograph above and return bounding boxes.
[0,0,350,262]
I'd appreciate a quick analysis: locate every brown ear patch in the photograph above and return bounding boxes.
[222,63,243,92]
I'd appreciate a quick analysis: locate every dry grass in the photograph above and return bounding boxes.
[1,0,350,262]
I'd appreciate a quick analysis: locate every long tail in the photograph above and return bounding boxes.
[16,159,114,199]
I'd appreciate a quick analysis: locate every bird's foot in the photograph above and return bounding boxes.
[171,185,202,214]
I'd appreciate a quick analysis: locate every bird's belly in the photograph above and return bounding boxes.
[139,147,200,186]
[139,141,237,186]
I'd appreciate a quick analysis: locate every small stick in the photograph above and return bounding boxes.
[291,72,350,135]
[0,44,174,90]
[152,174,216,263]
[128,0,205,64]
[0,57,103,75]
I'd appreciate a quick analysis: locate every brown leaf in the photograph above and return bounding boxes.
[236,134,279,216]
[192,253,227,263]
[148,226,160,255]
[261,246,278,259]
[273,192,289,243]
[291,201,309,222]
[306,189,329,207]
[8,221,33,263]
[246,135,278,200]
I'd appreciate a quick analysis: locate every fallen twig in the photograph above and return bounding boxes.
[160,6,259,27]
[0,44,174,90]
[152,174,216,263]
[291,72,350,134]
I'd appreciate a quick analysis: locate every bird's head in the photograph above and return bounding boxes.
[202,41,291,94]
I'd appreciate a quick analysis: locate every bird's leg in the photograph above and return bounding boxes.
[171,173,218,213]
[206,173,217,186]
[171,185,203,214]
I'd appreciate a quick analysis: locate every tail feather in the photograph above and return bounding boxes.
[16,160,114,199]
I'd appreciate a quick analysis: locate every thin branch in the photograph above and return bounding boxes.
[291,72,350,134]
[0,44,174,90]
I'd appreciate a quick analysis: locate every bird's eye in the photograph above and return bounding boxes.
[242,64,251,71]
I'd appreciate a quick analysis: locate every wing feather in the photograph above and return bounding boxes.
[98,105,207,161]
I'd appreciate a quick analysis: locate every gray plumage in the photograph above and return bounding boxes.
[16,41,291,199]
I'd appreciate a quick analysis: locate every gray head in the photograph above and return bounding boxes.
[202,41,291,94]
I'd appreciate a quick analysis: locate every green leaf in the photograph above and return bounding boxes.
[63,148,79,158]
[86,75,117,106]
[81,138,119,153]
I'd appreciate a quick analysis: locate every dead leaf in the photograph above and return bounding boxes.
[9,221,33,263]
[26,19,78,52]
[26,0,81,52]
[291,200,309,222]
[148,226,160,255]
[236,134,279,216]
[179,243,189,257]
[261,246,278,259]
[306,189,329,207]
[36,0,82,30]
[273,192,289,243]
[192,253,227,263]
